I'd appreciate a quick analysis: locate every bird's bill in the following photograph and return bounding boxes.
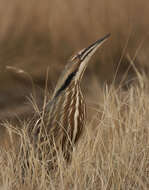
[75,33,110,81]
[80,33,110,61]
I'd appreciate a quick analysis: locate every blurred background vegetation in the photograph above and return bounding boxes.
[0,0,149,120]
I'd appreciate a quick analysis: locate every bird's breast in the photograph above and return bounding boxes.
[45,84,86,147]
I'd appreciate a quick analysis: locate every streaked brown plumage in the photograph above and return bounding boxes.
[33,34,110,161]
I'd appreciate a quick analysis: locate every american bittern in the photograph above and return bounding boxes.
[33,34,110,161]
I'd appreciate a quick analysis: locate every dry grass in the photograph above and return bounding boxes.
[0,73,149,190]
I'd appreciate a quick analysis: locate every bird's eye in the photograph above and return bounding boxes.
[70,55,77,61]
[70,48,85,61]
[70,54,80,61]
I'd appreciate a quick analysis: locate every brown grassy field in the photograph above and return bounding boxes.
[0,0,149,189]
[0,76,149,189]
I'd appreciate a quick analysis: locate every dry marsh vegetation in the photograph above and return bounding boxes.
[0,74,149,189]
[0,0,149,189]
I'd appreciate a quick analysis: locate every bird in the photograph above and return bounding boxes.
[32,34,110,162]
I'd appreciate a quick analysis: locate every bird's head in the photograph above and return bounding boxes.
[53,34,110,98]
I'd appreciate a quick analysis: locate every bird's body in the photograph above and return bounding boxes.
[32,34,110,161]
[43,80,85,160]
